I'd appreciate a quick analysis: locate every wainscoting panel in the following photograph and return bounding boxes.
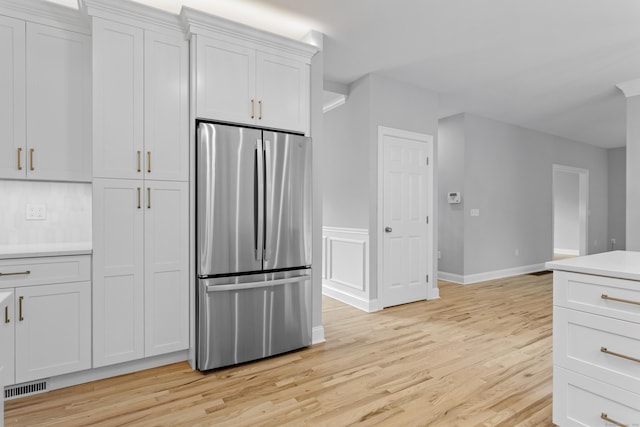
[322,227,374,312]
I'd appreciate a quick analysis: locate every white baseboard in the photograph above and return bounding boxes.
[312,326,325,344]
[438,263,547,285]
[322,283,381,312]
[554,248,579,256]
[47,350,189,392]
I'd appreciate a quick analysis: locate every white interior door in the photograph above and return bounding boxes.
[381,128,430,308]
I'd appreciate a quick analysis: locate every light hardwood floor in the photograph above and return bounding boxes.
[5,274,554,426]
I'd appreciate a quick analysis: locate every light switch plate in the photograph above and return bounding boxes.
[26,204,47,220]
[470,208,480,217]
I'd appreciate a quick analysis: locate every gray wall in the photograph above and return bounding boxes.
[626,95,640,250]
[437,114,465,275]
[608,147,626,250]
[438,113,609,277]
[323,73,439,301]
[553,171,580,253]
[323,76,371,229]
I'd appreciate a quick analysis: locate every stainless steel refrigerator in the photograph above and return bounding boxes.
[196,121,312,371]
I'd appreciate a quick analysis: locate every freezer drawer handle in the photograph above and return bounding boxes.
[601,412,627,427]
[601,293,640,306]
[0,270,31,277]
[206,275,311,293]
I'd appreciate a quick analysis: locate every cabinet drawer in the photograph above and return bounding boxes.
[553,366,640,427]
[0,255,90,288]
[554,307,640,394]
[554,271,640,323]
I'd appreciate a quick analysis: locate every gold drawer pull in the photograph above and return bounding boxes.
[0,270,31,277]
[137,187,141,209]
[251,99,255,119]
[601,294,640,306]
[19,296,24,321]
[29,148,34,171]
[601,347,640,364]
[601,412,627,427]
[17,147,22,170]
[4,306,9,324]
[147,151,151,173]
[147,187,151,209]
[258,100,262,120]
[137,150,141,173]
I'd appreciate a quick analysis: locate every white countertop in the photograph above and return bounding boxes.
[545,250,640,281]
[0,242,92,260]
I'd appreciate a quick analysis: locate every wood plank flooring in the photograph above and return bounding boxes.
[5,274,554,426]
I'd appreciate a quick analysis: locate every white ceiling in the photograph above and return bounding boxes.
[52,0,640,148]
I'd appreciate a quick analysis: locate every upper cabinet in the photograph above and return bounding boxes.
[0,14,90,182]
[26,23,91,182]
[0,15,25,180]
[92,17,189,181]
[183,8,317,134]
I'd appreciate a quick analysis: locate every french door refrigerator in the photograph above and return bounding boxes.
[196,121,312,371]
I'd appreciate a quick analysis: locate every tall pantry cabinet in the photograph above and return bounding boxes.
[85,0,189,367]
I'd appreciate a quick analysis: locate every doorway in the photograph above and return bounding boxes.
[552,165,588,259]
[377,126,434,308]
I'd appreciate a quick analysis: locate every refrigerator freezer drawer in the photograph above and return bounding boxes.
[197,271,312,371]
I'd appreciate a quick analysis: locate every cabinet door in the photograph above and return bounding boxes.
[144,31,189,182]
[0,290,15,386]
[195,36,255,124]
[0,16,25,179]
[92,19,144,179]
[14,282,90,383]
[26,23,91,182]
[144,181,189,356]
[256,52,309,133]
[93,179,144,367]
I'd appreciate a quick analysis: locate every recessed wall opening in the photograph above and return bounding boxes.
[552,165,588,260]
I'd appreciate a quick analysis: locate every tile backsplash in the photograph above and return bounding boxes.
[0,180,91,246]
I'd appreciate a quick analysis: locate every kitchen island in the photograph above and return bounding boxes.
[546,251,640,426]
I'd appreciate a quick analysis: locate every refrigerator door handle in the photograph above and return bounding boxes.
[206,275,311,293]
[263,139,272,262]
[255,139,264,261]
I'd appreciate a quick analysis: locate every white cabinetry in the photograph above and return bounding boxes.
[93,18,188,181]
[552,270,640,426]
[0,16,90,182]
[86,0,191,368]
[26,23,91,182]
[92,179,189,366]
[184,8,316,134]
[92,18,143,180]
[0,15,25,180]
[0,256,91,386]
[195,36,309,133]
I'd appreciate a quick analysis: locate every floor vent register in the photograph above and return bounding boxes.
[4,379,48,400]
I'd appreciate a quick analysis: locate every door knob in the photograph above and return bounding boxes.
[385,226,392,233]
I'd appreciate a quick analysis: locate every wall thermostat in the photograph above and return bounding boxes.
[447,192,461,204]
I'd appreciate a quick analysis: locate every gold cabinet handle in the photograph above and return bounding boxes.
[137,187,141,209]
[19,296,24,321]
[601,412,627,427]
[147,187,151,209]
[137,150,141,173]
[601,346,640,364]
[0,270,30,277]
[29,148,34,171]
[147,151,151,173]
[258,100,262,120]
[251,99,255,119]
[17,147,22,171]
[4,306,9,324]
[601,293,640,306]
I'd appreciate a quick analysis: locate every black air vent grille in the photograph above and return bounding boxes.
[5,379,48,400]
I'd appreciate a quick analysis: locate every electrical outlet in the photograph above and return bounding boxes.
[437,251,441,259]
[26,204,47,220]
[611,238,616,245]
[470,209,480,217]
